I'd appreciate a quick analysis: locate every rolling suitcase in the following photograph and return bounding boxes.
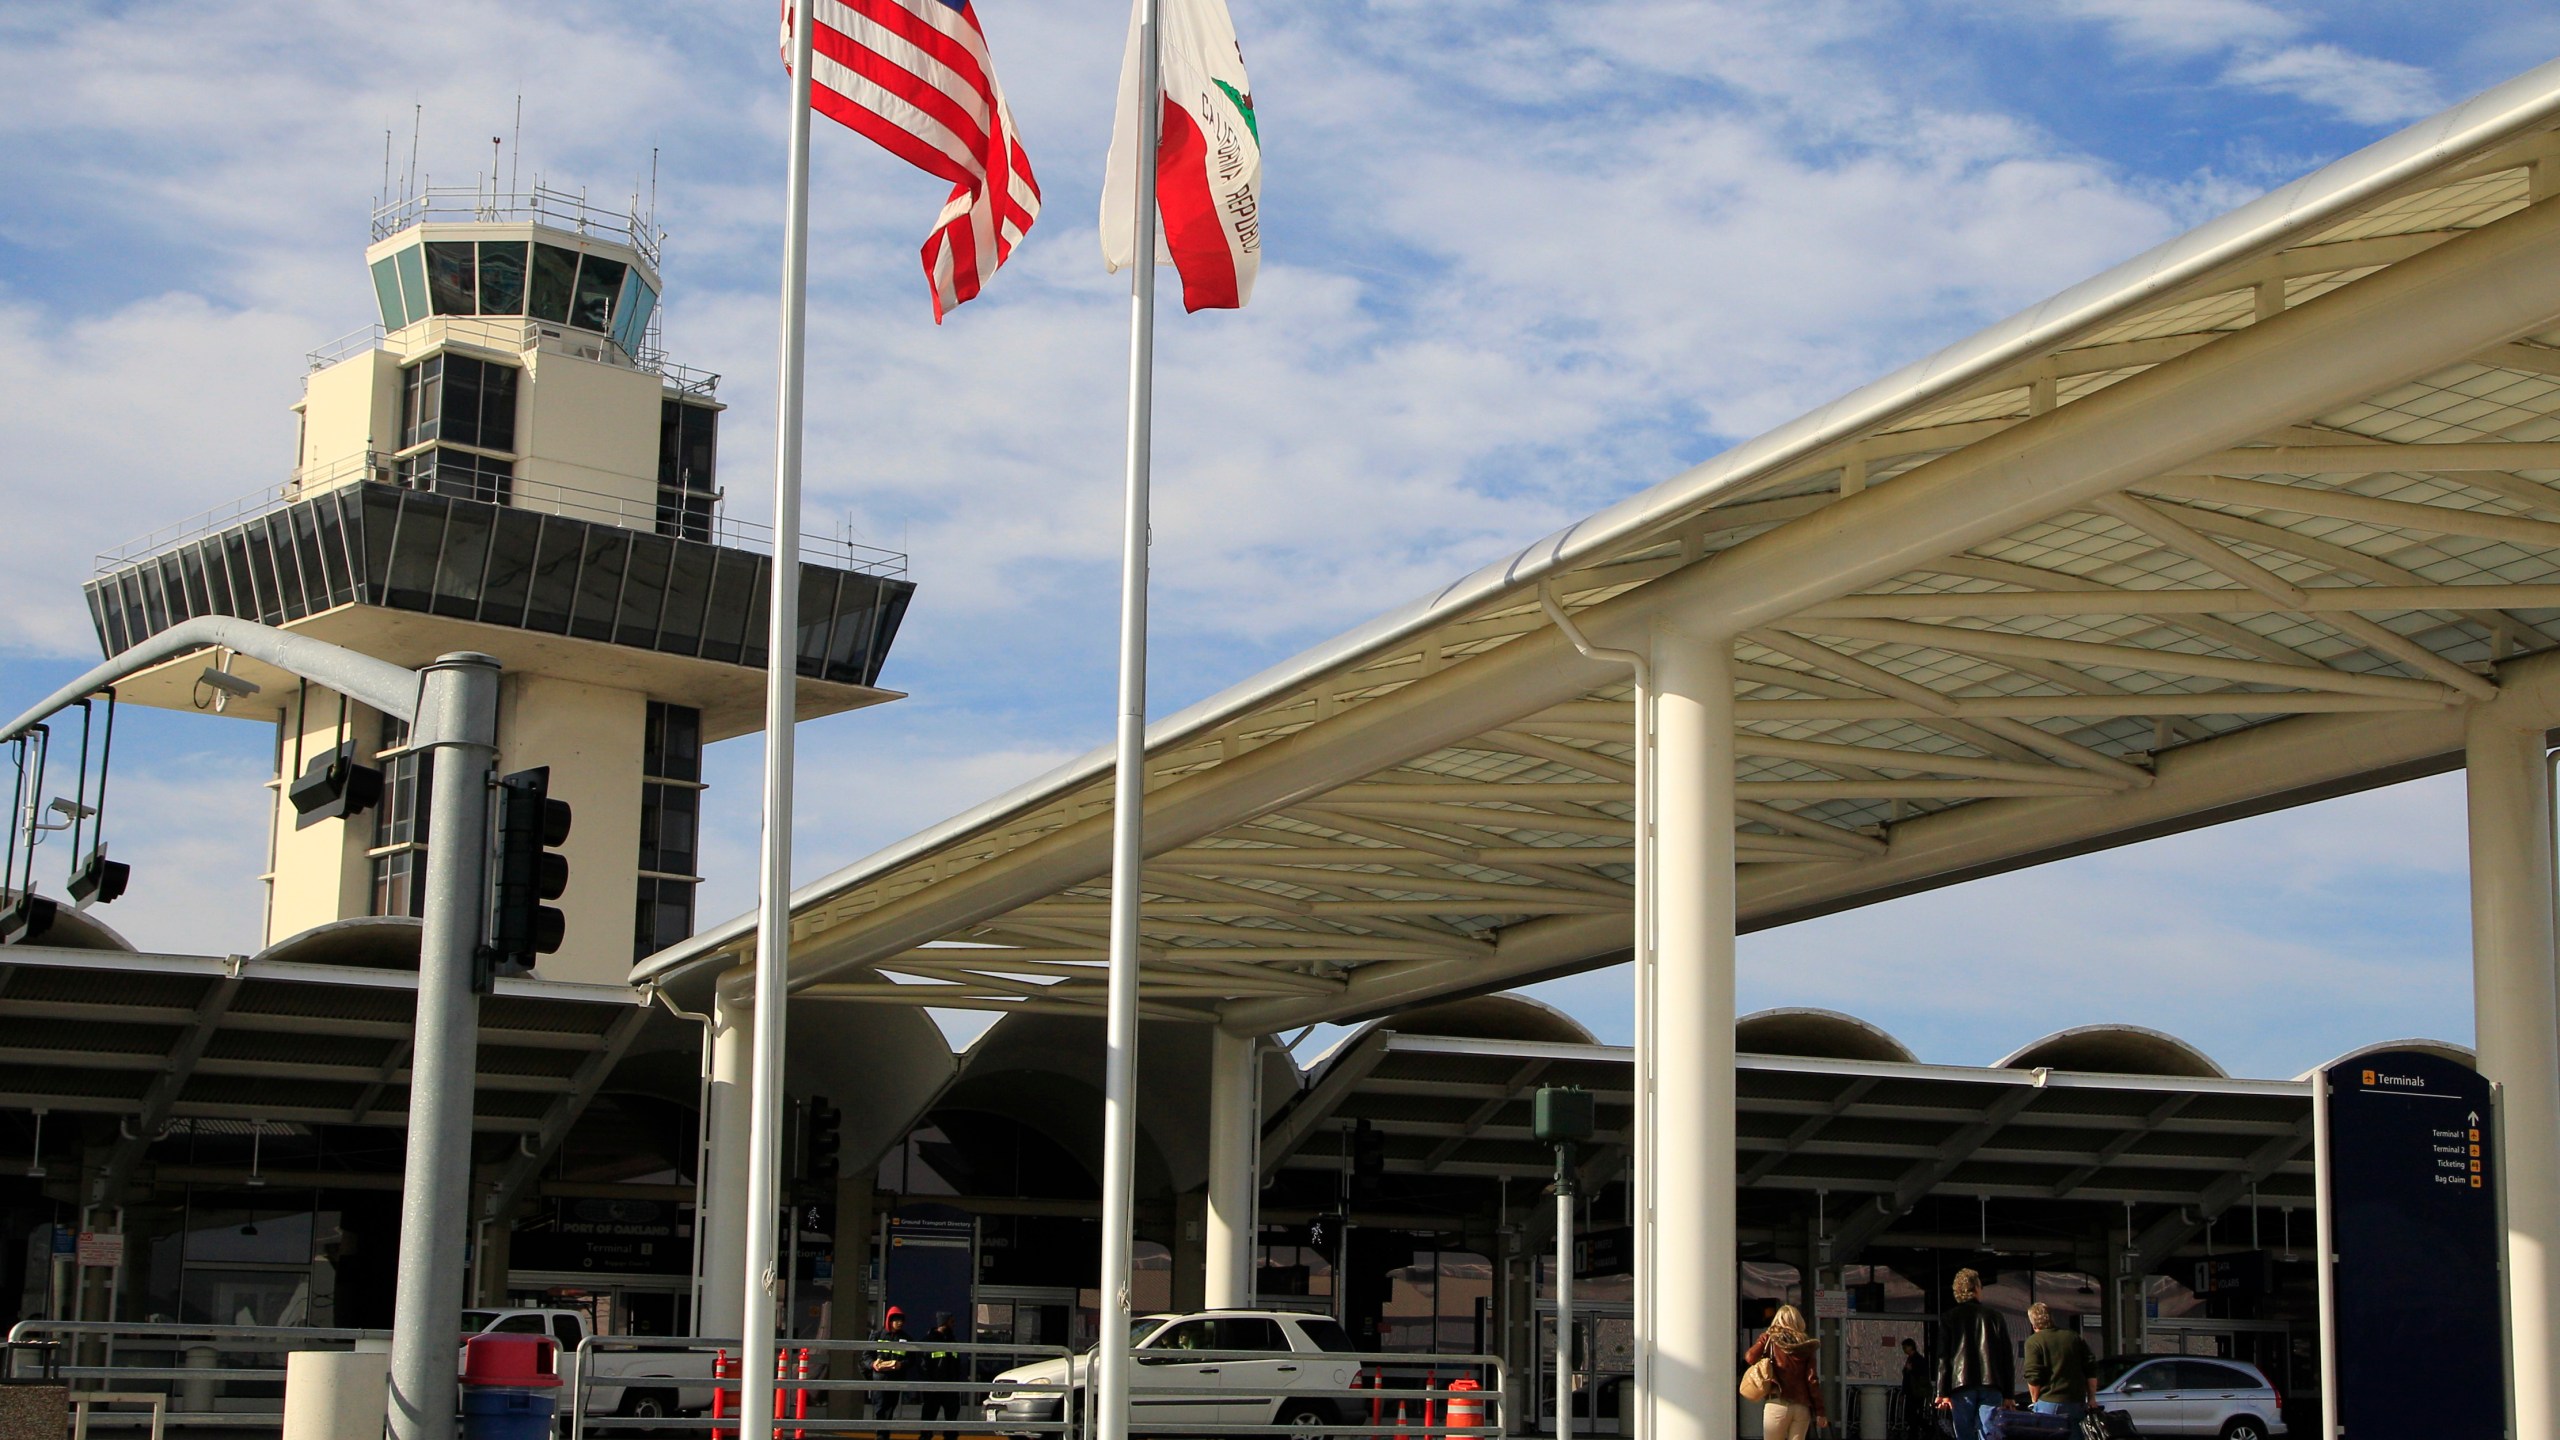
[1983,1408,2076,1440]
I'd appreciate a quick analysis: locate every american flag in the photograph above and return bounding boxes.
[785,0,1042,321]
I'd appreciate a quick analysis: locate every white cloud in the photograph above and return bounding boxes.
[2053,0,2301,59]
[2225,43,2443,126]
[1529,773,2474,1079]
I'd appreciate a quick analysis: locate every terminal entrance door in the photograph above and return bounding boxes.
[1532,1300,1633,1436]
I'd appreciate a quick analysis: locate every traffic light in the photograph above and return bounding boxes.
[480,766,571,991]
[806,1096,843,1184]
[287,741,384,829]
[67,849,128,906]
[1350,1117,1385,1199]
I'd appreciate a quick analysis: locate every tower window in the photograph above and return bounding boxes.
[368,716,432,920]
[656,400,718,542]
[635,701,704,960]
[400,354,519,453]
[425,242,478,316]
[571,254,627,333]
[477,242,528,314]
[529,244,581,325]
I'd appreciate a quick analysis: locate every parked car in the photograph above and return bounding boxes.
[461,1308,719,1419]
[984,1309,1365,1440]
[2093,1356,2285,1440]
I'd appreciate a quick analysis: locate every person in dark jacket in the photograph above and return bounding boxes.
[1933,1270,2014,1440]
[918,1313,965,1440]
[871,1306,914,1439]
[1743,1304,1825,1440]
[2022,1303,2096,1424]
[1898,1339,1933,1439]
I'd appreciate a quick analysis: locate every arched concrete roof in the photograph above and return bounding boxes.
[25,903,138,952]
[944,1015,1293,1196]
[788,1000,957,1180]
[255,916,420,969]
[1736,1008,1916,1064]
[2300,1037,2478,1081]
[1371,993,1599,1047]
[1997,1024,2227,1079]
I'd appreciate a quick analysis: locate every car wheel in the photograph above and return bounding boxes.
[2219,1418,2269,1440]
[613,1390,679,1435]
[1278,1403,1334,1440]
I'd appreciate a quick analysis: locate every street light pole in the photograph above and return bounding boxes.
[386,652,503,1440]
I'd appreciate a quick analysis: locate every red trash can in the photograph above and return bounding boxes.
[459,1335,562,1440]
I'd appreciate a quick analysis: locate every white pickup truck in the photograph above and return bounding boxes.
[462,1307,719,1418]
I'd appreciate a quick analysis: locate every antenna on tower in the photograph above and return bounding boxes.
[404,103,422,203]
[379,128,393,212]
[490,134,502,213]
[649,147,660,235]
[510,95,524,201]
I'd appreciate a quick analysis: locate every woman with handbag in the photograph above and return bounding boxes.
[1741,1305,1826,1440]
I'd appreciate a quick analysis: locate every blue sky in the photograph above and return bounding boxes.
[4,1,2554,1079]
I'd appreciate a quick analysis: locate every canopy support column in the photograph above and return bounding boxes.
[699,976,756,1339]
[2469,699,2560,1440]
[1205,1028,1258,1309]
[1647,624,1737,1440]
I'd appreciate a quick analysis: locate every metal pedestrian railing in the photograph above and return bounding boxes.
[2,1320,392,1429]
[567,1336,1076,1438]
[564,1337,1504,1440]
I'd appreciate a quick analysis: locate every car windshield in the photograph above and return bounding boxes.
[460,1311,499,1331]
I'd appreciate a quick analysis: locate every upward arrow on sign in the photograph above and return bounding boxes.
[2470,1111,2481,1125]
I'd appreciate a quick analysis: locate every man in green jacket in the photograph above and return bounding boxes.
[2023,1303,2097,1424]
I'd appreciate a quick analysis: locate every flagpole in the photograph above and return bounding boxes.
[743,5,816,1438]
[1098,0,1163,1437]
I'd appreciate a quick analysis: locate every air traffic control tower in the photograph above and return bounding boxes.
[79,186,913,985]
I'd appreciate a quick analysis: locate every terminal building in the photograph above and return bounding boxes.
[14,52,2560,1440]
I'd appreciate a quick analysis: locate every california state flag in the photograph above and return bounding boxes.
[1101,0,1260,312]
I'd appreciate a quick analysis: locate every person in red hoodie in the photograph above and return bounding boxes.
[1745,1305,1826,1440]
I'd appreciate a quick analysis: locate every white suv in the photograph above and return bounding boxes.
[2095,1356,2286,1440]
[984,1310,1365,1439]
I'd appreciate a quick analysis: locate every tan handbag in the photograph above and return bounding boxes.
[1738,1355,1780,1403]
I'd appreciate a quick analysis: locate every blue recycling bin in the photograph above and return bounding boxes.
[461,1386,558,1440]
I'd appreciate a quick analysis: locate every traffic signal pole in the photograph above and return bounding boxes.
[386,652,502,1440]
[2,626,505,1440]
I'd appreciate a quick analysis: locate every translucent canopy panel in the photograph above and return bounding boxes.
[369,236,658,347]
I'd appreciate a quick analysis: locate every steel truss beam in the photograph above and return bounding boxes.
[2128,1115,2316,1271]
[87,969,242,1204]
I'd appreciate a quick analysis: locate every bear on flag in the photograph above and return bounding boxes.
[1101,0,1261,312]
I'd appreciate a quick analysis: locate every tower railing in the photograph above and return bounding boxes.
[371,183,664,268]
[93,458,905,580]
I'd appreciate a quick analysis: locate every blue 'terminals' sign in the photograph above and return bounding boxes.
[2325,1049,2503,1438]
